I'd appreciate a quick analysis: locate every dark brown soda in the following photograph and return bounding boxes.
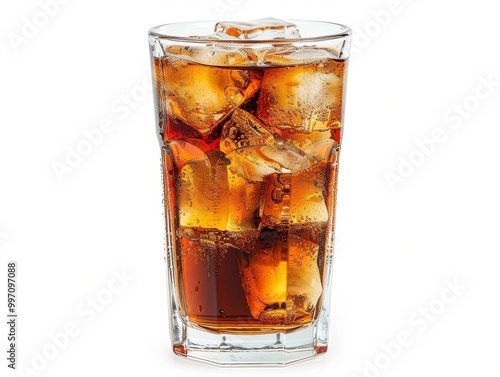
[155,54,345,333]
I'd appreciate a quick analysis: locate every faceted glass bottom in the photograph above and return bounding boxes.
[169,307,330,366]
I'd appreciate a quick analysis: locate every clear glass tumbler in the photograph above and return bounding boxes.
[148,19,351,366]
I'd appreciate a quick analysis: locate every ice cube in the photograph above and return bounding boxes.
[287,222,327,246]
[257,59,346,133]
[215,18,301,40]
[168,139,211,168]
[238,229,287,320]
[226,169,265,231]
[220,109,319,181]
[164,44,254,66]
[190,32,241,41]
[286,234,322,318]
[238,231,322,323]
[177,150,230,230]
[165,44,263,67]
[262,162,330,227]
[276,130,340,165]
[262,46,337,66]
[158,51,262,135]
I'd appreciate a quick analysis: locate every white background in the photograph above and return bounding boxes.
[1,0,500,376]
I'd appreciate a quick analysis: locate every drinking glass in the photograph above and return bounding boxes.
[148,19,351,365]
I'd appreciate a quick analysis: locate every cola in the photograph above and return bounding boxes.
[152,21,347,333]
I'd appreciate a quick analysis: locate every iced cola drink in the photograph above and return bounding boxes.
[149,19,351,365]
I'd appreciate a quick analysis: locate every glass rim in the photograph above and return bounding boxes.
[148,19,352,45]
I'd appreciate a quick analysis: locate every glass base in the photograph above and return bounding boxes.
[170,309,330,366]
